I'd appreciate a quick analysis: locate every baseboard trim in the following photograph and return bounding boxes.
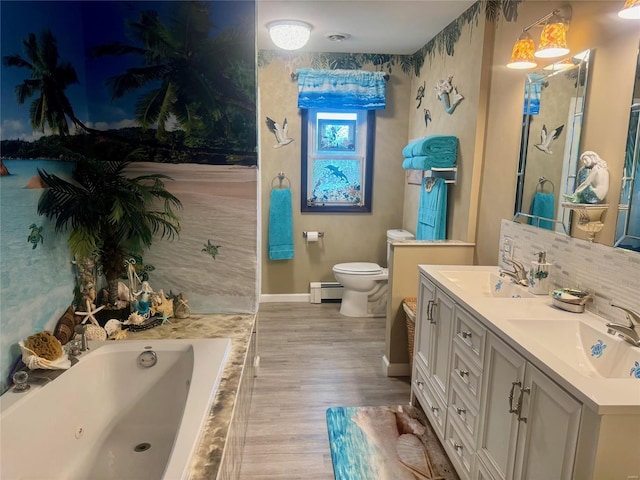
[382,355,411,377]
[260,293,310,303]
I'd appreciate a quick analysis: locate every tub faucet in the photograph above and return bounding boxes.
[607,304,640,347]
[74,324,88,351]
[499,258,528,286]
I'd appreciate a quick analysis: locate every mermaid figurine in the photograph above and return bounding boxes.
[132,281,154,317]
[563,151,609,204]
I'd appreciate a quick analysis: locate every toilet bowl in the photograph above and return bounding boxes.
[332,263,389,317]
[333,229,415,317]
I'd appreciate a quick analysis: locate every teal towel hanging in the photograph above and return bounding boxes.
[269,188,294,260]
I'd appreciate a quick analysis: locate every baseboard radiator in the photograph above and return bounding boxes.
[310,282,343,304]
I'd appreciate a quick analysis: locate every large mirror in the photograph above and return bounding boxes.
[513,50,591,234]
[615,42,640,253]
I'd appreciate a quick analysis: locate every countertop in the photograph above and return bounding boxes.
[419,264,640,415]
[127,312,256,479]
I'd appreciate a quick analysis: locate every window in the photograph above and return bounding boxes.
[301,108,375,212]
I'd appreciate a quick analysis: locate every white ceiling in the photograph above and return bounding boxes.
[257,1,477,55]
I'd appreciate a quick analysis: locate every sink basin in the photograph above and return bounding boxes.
[440,270,535,299]
[507,319,640,379]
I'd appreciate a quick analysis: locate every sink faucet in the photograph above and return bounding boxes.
[499,258,528,286]
[607,304,640,347]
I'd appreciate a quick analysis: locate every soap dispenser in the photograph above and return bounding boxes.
[528,251,551,295]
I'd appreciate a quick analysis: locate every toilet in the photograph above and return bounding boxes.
[333,229,415,317]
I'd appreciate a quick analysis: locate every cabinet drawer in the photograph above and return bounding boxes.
[445,415,475,480]
[453,307,486,367]
[413,365,446,439]
[451,344,483,406]
[449,382,480,444]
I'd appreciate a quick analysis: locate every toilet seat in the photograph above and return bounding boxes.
[333,262,383,275]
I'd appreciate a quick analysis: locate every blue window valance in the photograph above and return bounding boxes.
[296,68,387,110]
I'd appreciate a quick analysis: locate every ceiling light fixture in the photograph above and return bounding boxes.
[267,20,312,51]
[618,0,640,19]
[506,6,572,70]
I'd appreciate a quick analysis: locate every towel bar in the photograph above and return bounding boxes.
[424,167,457,185]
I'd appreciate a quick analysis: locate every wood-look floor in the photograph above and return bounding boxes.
[238,302,411,480]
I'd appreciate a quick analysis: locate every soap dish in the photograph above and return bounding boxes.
[551,288,591,313]
[552,297,586,313]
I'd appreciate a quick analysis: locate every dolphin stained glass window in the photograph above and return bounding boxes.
[301,109,375,212]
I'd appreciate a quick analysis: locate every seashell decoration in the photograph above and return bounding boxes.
[173,292,191,319]
[125,312,146,325]
[104,319,123,337]
[396,433,440,480]
[84,324,107,341]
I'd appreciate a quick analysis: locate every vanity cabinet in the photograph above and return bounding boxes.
[411,271,582,480]
[477,333,581,480]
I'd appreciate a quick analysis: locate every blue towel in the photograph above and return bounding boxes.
[416,178,448,240]
[268,188,294,260]
[402,135,458,158]
[529,192,555,230]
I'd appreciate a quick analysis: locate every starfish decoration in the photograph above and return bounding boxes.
[74,299,105,326]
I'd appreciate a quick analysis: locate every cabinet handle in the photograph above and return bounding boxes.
[431,406,439,413]
[427,299,437,324]
[455,406,466,415]
[458,369,469,377]
[461,330,472,339]
[454,443,463,452]
[508,381,521,414]
[517,387,531,423]
[417,381,424,388]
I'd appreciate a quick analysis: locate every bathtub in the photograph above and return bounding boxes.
[0,338,231,480]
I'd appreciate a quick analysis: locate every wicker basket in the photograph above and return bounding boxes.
[402,297,417,374]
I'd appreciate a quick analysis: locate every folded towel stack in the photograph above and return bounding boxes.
[402,135,458,170]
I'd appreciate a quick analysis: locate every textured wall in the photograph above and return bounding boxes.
[258,59,411,295]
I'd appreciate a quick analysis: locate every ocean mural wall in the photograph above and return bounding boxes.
[0,1,257,391]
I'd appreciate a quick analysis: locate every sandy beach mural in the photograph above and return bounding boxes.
[0,1,257,390]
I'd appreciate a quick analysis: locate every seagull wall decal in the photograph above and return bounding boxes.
[265,116,293,148]
[534,124,564,154]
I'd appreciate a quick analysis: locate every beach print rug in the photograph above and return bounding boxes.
[326,405,459,480]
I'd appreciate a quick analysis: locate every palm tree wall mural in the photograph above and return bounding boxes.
[0,0,257,391]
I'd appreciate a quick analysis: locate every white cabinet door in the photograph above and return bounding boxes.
[429,287,455,403]
[477,333,526,480]
[513,363,581,480]
[414,274,436,374]
[478,333,581,480]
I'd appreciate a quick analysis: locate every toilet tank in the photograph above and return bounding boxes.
[386,229,415,262]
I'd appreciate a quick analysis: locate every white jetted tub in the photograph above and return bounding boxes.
[1,338,231,480]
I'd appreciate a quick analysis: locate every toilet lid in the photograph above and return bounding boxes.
[333,262,383,275]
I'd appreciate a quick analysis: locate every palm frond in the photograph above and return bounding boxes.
[484,0,502,23]
[502,0,523,22]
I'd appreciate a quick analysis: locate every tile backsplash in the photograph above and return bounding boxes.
[499,220,640,325]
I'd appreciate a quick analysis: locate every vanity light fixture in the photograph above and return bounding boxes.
[506,6,572,70]
[618,0,640,19]
[507,31,537,69]
[267,20,312,50]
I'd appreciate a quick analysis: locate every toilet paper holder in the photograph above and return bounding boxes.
[303,231,324,238]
